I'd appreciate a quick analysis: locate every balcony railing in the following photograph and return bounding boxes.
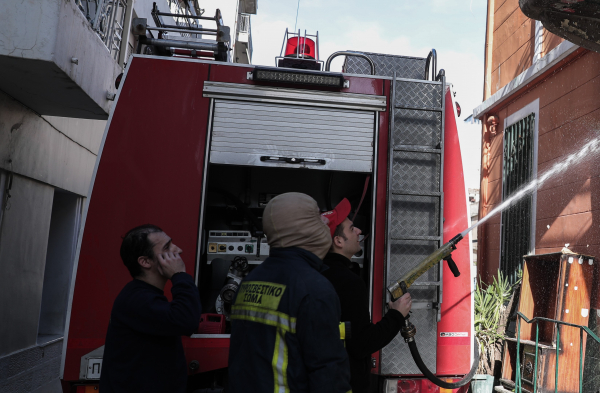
[76,0,128,61]
[513,311,600,393]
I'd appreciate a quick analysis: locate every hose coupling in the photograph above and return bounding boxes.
[400,318,417,343]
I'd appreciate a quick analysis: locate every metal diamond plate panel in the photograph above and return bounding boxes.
[343,52,426,79]
[390,195,440,239]
[381,308,437,374]
[389,240,439,287]
[393,109,442,148]
[392,151,440,193]
[381,70,445,375]
[395,80,442,110]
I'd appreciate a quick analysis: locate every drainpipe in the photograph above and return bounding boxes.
[483,0,494,101]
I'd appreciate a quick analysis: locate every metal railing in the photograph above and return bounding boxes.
[514,311,600,393]
[76,0,127,61]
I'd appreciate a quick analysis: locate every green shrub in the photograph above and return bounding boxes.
[474,270,520,375]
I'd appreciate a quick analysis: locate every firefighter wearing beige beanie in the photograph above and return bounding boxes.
[229,192,351,392]
[262,192,332,259]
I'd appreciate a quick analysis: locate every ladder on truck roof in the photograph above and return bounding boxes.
[345,51,445,375]
[132,3,230,61]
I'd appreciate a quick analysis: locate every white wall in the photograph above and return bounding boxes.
[0,175,54,356]
[0,92,104,197]
[457,121,482,191]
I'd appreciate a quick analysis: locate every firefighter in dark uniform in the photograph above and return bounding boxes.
[229,192,352,393]
[321,199,412,393]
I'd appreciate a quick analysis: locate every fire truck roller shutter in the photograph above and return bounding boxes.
[203,82,385,172]
[210,100,375,172]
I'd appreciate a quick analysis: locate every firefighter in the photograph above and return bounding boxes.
[228,192,351,393]
[100,224,201,393]
[321,199,412,393]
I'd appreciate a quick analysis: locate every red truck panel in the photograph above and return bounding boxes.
[64,57,211,380]
[437,89,473,375]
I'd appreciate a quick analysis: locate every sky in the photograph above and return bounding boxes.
[249,0,487,189]
[250,0,487,114]
[205,0,487,189]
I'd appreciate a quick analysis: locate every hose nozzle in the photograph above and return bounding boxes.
[449,233,463,247]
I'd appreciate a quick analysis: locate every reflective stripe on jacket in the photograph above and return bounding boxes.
[229,247,352,393]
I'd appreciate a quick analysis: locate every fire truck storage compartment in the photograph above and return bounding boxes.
[197,164,374,332]
[196,90,381,332]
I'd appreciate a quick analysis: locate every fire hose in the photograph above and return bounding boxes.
[387,233,480,389]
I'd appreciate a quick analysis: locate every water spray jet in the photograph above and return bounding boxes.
[385,137,600,389]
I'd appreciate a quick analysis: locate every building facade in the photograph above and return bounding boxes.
[474,0,600,288]
[200,0,255,64]
[469,188,480,265]
[0,1,254,391]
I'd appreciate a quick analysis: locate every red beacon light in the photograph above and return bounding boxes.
[251,28,347,89]
[284,36,316,59]
[276,29,322,70]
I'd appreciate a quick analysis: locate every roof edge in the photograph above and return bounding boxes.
[473,40,578,119]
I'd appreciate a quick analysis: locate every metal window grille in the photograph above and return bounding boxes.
[500,113,535,283]
[239,14,250,34]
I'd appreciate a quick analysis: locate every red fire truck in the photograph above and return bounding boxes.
[60,22,475,392]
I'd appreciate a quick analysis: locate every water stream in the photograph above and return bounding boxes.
[459,137,600,238]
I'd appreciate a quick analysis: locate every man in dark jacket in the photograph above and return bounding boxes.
[229,193,351,393]
[321,199,412,393]
[100,224,201,393]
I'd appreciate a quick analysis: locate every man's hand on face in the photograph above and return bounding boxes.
[156,251,186,279]
[388,292,412,317]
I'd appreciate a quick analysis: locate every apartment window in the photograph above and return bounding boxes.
[500,113,535,283]
[239,14,250,34]
[37,189,83,344]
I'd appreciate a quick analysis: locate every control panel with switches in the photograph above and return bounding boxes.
[206,231,269,264]
[206,230,365,266]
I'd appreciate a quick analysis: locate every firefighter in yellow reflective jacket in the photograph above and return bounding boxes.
[229,192,352,393]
